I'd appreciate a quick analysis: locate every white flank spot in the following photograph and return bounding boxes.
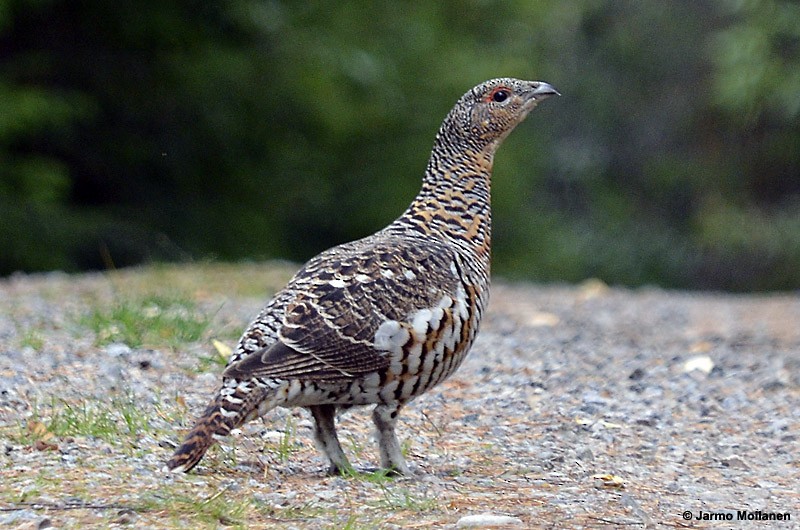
[421,341,436,374]
[390,359,404,373]
[404,270,417,281]
[408,341,423,360]
[219,407,238,418]
[448,319,463,350]
[437,295,454,309]
[441,328,455,352]
[412,309,433,339]
[406,349,421,373]
[454,285,469,320]
[287,380,302,401]
[450,261,458,276]
[380,269,395,278]
[374,320,409,353]
[329,279,347,288]
[223,395,244,405]
[428,307,444,331]
[362,372,380,388]
[380,380,399,401]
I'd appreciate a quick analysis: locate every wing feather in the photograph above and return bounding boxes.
[223,236,460,382]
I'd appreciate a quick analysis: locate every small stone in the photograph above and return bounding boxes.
[683,355,714,375]
[0,511,38,526]
[761,379,785,391]
[578,278,609,300]
[112,510,138,525]
[261,430,287,443]
[105,343,132,357]
[720,454,749,470]
[634,416,658,427]
[456,513,523,528]
[315,489,337,501]
[461,413,480,424]
[12,518,52,530]
[527,311,560,327]
[628,367,645,380]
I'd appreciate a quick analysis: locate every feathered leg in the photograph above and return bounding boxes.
[372,402,409,475]
[307,404,351,475]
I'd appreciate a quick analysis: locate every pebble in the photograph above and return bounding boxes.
[0,510,40,526]
[683,354,714,374]
[720,454,749,470]
[456,513,523,528]
[105,342,132,357]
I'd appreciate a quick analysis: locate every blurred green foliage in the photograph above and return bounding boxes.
[1,0,798,290]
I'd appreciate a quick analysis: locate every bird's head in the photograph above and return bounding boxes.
[437,77,559,155]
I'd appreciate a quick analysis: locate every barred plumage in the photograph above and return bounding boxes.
[166,78,558,475]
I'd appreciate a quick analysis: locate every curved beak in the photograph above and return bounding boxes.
[529,81,560,100]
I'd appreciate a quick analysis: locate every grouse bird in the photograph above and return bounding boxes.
[166,78,558,475]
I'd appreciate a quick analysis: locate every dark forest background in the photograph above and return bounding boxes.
[1,0,799,291]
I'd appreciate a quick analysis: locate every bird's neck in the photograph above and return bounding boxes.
[394,145,494,264]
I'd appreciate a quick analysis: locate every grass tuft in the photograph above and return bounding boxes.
[80,293,210,348]
[19,328,45,350]
[371,485,437,512]
[137,487,252,529]
[23,391,152,445]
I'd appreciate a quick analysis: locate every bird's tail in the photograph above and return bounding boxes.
[165,395,235,473]
[166,379,276,473]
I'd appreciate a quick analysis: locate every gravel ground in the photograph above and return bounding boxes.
[0,264,798,529]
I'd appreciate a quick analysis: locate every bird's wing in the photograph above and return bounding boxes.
[222,237,462,382]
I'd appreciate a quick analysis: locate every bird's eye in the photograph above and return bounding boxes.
[491,89,509,103]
